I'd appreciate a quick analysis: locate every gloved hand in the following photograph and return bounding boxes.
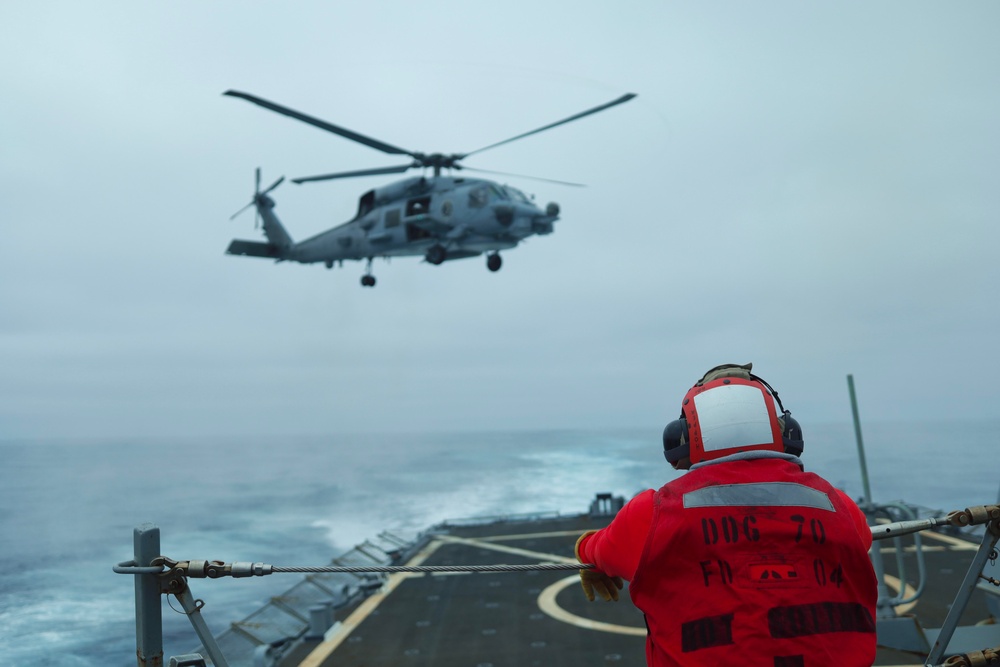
[574,530,623,602]
[579,568,624,602]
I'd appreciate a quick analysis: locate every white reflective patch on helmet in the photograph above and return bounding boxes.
[693,384,774,452]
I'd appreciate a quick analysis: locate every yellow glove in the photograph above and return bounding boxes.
[575,530,623,602]
[579,568,624,602]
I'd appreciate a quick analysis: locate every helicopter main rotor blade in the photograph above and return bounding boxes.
[229,201,255,220]
[292,164,414,184]
[224,90,413,157]
[260,176,285,195]
[462,93,637,159]
[460,166,586,188]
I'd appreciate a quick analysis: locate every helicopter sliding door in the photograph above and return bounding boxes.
[405,223,432,242]
[404,196,433,242]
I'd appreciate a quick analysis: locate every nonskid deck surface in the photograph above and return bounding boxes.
[286,514,644,667]
[281,515,994,667]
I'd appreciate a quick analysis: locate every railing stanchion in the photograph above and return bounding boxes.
[134,523,163,667]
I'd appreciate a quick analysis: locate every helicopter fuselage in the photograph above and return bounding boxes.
[296,176,556,263]
[230,176,559,270]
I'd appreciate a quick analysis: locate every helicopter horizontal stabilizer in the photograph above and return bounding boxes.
[226,240,285,259]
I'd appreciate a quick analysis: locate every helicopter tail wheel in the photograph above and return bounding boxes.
[425,244,447,265]
[486,252,502,272]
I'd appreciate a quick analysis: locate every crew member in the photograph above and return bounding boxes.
[575,363,877,667]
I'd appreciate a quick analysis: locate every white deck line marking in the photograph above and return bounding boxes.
[919,530,979,550]
[880,545,947,553]
[298,538,444,667]
[439,535,647,635]
[537,575,646,636]
[436,534,577,563]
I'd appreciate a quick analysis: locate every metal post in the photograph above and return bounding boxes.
[134,523,163,667]
[847,374,894,618]
[306,605,330,640]
[847,374,874,508]
[924,525,1000,666]
[175,587,231,667]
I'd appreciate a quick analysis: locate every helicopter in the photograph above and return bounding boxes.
[224,89,636,287]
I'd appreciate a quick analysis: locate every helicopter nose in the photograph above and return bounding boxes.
[546,202,559,217]
[493,203,514,226]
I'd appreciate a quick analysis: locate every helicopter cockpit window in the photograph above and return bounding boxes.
[468,186,488,208]
[357,190,376,219]
[384,209,401,228]
[489,184,507,200]
[504,186,530,203]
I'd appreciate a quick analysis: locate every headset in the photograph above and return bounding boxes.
[662,365,803,468]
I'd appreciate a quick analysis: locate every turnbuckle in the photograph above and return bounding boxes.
[153,556,274,579]
[946,505,1000,528]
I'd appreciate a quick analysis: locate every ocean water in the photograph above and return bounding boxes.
[0,422,996,666]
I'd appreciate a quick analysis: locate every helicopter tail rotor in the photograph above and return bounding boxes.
[230,167,285,228]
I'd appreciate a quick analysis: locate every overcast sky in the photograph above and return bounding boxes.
[2,1,998,440]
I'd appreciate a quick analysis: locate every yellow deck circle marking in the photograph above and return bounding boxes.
[537,575,646,636]
[537,572,917,635]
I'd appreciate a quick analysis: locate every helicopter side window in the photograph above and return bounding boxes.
[489,185,507,200]
[468,186,488,208]
[405,197,431,217]
[384,209,401,228]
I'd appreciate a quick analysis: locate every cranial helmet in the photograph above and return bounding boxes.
[662,363,803,469]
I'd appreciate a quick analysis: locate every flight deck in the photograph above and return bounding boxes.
[256,505,997,667]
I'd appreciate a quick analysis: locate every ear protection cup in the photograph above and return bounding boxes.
[781,412,804,457]
[662,417,688,465]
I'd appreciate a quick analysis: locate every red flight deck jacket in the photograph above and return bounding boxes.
[576,454,877,667]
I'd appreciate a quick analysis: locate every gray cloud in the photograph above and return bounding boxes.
[2,1,998,439]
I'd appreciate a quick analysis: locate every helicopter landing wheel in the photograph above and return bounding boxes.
[360,258,377,287]
[426,244,447,265]
[486,252,502,272]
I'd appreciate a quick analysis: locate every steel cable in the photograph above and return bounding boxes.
[272,563,593,574]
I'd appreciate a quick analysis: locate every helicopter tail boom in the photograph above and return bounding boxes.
[226,240,287,259]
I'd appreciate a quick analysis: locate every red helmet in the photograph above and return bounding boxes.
[663,363,796,468]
